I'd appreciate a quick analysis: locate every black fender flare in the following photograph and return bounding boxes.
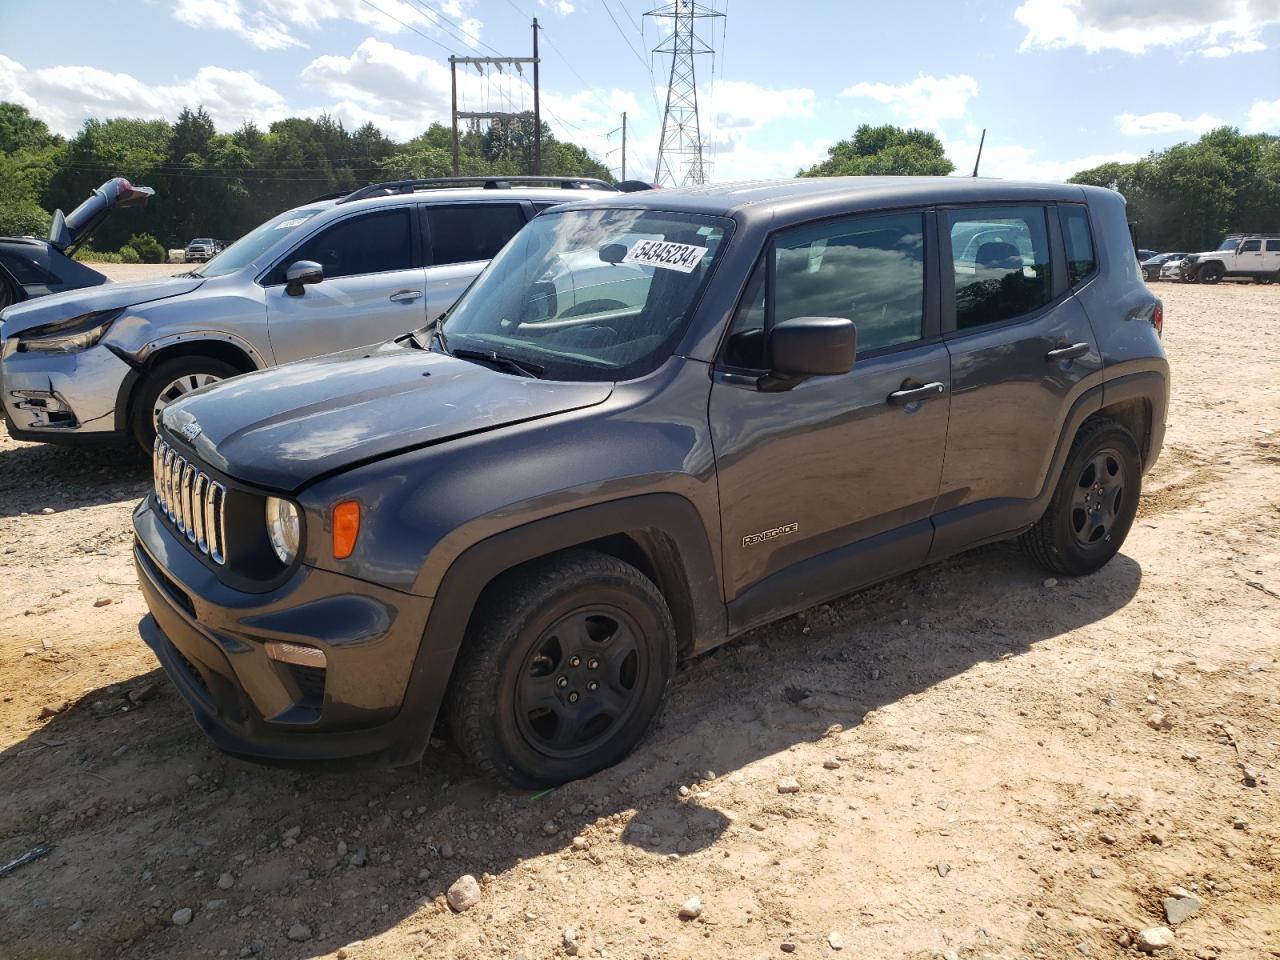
[384,493,725,765]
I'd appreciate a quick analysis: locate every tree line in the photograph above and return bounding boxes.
[0,102,611,255]
[801,123,1280,252]
[2,101,1277,256]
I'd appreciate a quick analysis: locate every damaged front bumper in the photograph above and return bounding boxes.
[0,340,131,438]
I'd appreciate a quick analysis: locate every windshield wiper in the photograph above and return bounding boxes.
[452,348,545,379]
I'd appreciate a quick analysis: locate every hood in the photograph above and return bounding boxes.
[0,274,204,335]
[49,178,155,254]
[161,340,614,491]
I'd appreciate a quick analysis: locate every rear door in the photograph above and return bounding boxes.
[1265,239,1280,275]
[421,202,531,322]
[709,209,950,629]
[263,205,425,364]
[930,202,1102,556]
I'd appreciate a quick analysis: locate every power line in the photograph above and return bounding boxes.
[600,0,653,72]
[357,0,457,55]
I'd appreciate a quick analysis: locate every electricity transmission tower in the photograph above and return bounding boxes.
[646,1,723,186]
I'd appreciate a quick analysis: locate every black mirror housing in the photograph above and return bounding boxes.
[766,316,856,387]
[285,260,324,297]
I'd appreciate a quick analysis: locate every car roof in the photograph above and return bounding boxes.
[548,177,1095,229]
[332,184,619,216]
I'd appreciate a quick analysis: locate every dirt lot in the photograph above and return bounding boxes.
[1,282,1276,960]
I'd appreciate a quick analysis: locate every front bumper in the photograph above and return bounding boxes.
[133,497,438,762]
[1,340,130,437]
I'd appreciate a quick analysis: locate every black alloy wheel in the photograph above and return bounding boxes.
[515,607,646,759]
[1021,418,1141,576]
[446,550,676,787]
[1070,449,1126,548]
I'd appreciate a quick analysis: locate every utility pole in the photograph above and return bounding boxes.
[450,56,460,175]
[621,111,627,181]
[646,1,723,186]
[532,17,542,174]
[448,36,541,176]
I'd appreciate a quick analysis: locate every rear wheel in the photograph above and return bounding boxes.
[446,550,676,788]
[129,356,240,451]
[1020,419,1141,577]
[1198,262,1224,284]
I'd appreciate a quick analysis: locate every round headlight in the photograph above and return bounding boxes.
[265,496,301,565]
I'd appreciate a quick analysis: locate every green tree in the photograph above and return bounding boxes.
[1071,127,1280,251]
[799,124,955,177]
[0,151,52,236]
[0,102,60,155]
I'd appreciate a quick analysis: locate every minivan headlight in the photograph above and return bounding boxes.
[17,308,123,353]
[265,496,301,565]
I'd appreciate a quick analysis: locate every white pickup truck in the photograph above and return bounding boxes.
[1179,234,1280,284]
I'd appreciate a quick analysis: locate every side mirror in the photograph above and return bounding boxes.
[285,260,323,297]
[762,316,856,391]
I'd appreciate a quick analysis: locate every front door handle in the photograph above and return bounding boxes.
[390,289,424,303]
[1046,341,1090,361]
[887,381,946,406]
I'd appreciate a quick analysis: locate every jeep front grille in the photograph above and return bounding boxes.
[152,437,227,565]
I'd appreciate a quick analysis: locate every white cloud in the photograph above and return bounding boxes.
[945,134,1141,182]
[538,0,577,15]
[710,79,816,133]
[840,74,978,131]
[169,0,486,51]
[1246,97,1280,131]
[1014,0,1280,56]
[1116,111,1225,136]
[0,55,289,136]
[171,0,301,51]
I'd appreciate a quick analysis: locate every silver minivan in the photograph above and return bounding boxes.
[0,176,620,450]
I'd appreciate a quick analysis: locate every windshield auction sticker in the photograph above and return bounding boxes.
[622,240,707,274]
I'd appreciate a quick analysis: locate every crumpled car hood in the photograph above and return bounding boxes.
[0,275,205,334]
[161,339,613,491]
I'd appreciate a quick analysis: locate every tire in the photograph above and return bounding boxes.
[1020,418,1141,577]
[446,549,677,788]
[1198,262,1224,284]
[129,356,240,451]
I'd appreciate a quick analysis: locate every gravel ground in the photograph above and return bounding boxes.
[0,282,1276,960]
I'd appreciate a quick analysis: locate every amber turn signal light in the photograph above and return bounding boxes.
[332,500,361,559]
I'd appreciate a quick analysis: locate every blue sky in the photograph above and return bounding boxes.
[1,0,1278,182]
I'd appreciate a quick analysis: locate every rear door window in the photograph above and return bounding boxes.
[426,204,528,266]
[1059,205,1096,285]
[946,206,1053,330]
[1266,239,1280,252]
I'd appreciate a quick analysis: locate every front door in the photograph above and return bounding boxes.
[265,205,426,364]
[709,210,949,631]
[931,202,1103,555]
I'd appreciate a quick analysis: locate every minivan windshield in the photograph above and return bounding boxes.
[193,207,326,278]
[436,208,730,382]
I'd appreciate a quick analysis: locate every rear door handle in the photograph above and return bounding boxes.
[887,381,946,406]
[1046,341,1090,361]
[390,289,423,303]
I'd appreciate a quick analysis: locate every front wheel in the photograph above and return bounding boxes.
[1198,262,1224,284]
[1020,419,1141,577]
[129,356,240,451]
[446,550,677,788]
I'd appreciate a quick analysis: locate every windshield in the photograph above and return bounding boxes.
[437,208,730,382]
[1217,238,1238,251]
[193,207,326,278]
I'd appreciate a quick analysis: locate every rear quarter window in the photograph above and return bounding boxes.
[1059,205,1097,286]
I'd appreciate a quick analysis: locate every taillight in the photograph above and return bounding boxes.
[1152,303,1163,337]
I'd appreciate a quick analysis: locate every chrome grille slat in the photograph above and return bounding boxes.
[152,438,227,566]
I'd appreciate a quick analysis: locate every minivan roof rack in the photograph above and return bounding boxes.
[338,176,619,204]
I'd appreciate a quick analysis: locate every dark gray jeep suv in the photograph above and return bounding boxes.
[132,178,1168,787]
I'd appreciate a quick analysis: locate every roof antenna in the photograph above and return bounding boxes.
[971,128,986,177]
